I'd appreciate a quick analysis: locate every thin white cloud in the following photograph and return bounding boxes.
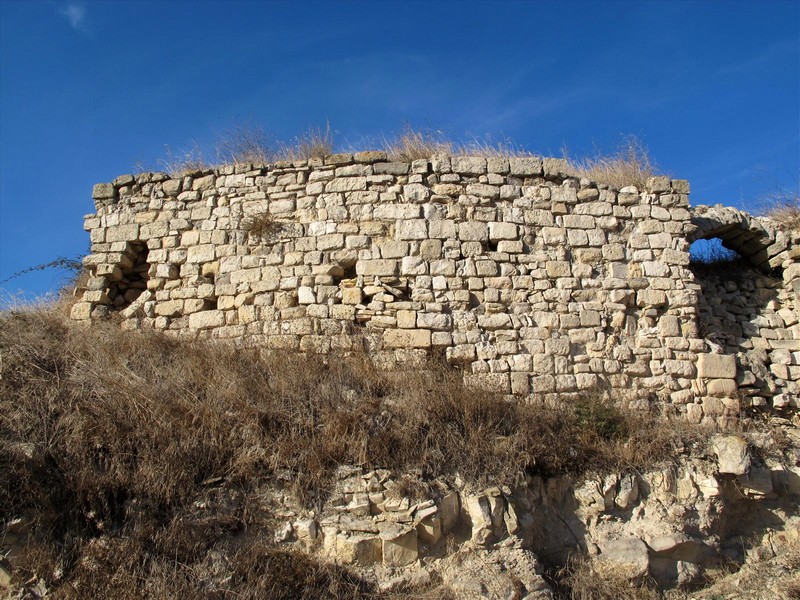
[714,39,798,79]
[60,2,87,32]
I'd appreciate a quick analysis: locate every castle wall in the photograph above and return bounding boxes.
[71,153,800,421]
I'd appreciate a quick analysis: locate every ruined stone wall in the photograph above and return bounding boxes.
[695,265,799,410]
[71,153,800,420]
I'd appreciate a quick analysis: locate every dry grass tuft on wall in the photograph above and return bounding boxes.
[157,124,660,192]
[762,193,800,231]
[564,135,659,190]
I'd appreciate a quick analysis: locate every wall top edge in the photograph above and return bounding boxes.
[91,153,690,202]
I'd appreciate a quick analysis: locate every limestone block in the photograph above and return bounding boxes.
[417,312,451,330]
[155,300,182,317]
[70,302,93,320]
[416,513,442,546]
[433,183,462,196]
[597,538,650,578]
[187,244,215,264]
[92,183,115,199]
[380,525,418,567]
[356,259,398,277]
[379,241,410,259]
[478,313,512,330]
[466,183,499,199]
[106,224,140,242]
[354,151,387,163]
[428,219,456,239]
[342,287,364,304]
[396,219,428,240]
[510,372,530,395]
[458,222,488,242]
[706,379,737,397]
[188,310,225,330]
[711,435,750,475]
[685,403,703,423]
[192,174,215,191]
[325,177,367,192]
[298,286,316,304]
[465,495,494,545]
[331,533,382,566]
[420,239,442,260]
[562,215,595,229]
[509,157,542,176]
[615,474,639,510]
[697,354,736,379]
[488,222,518,240]
[546,261,571,278]
[383,329,431,349]
[451,156,486,175]
[543,157,569,177]
[398,256,424,276]
[658,315,681,337]
[373,162,409,175]
[436,492,460,533]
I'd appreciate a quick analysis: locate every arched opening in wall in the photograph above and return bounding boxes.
[108,241,151,310]
[690,236,781,352]
[689,237,745,275]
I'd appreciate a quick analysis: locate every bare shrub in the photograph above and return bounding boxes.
[241,212,281,241]
[565,135,659,190]
[275,122,334,162]
[762,192,800,230]
[384,125,454,161]
[159,141,209,177]
[215,123,273,165]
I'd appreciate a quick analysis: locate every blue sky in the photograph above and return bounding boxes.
[1,0,798,297]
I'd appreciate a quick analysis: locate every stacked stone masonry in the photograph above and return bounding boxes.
[72,153,800,421]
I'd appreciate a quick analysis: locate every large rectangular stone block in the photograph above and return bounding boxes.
[356,259,398,277]
[697,354,737,379]
[383,329,431,348]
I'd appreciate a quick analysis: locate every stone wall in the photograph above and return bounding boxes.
[71,153,800,420]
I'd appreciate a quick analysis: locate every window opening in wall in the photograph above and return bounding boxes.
[109,241,150,309]
[689,237,740,265]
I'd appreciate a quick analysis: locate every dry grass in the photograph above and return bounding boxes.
[1,305,703,596]
[762,193,800,230]
[383,125,455,161]
[564,135,659,189]
[241,212,282,241]
[158,124,658,190]
[159,141,210,177]
[383,125,535,161]
[215,123,273,165]
[555,558,662,600]
[275,122,334,162]
[161,124,334,176]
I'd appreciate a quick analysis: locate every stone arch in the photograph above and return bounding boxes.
[689,204,791,273]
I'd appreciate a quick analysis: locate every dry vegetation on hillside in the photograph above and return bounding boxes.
[1,302,704,597]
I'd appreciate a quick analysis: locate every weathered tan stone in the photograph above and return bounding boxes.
[380,525,418,567]
[712,435,750,475]
[188,310,225,330]
[383,329,431,348]
[698,354,736,379]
